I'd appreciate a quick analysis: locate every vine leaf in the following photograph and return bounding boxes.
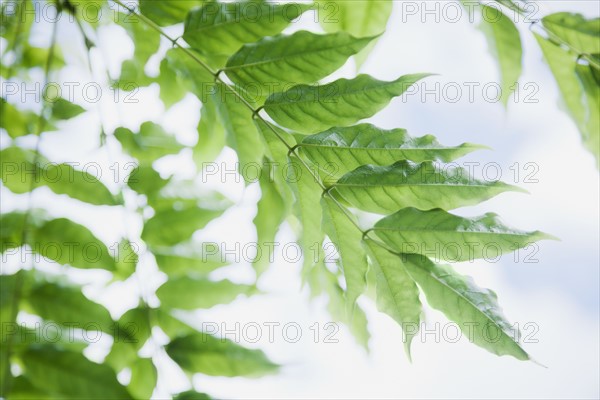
[373,207,556,262]
[263,73,431,133]
[333,160,522,214]
[401,253,529,360]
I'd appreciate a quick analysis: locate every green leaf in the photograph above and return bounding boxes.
[166,333,278,377]
[154,309,196,339]
[165,48,215,94]
[224,30,374,94]
[50,98,86,120]
[542,13,600,54]
[363,239,421,359]
[373,208,555,262]
[254,120,296,205]
[33,218,116,270]
[0,147,118,206]
[114,307,153,352]
[479,5,522,106]
[116,11,160,66]
[183,2,311,56]
[114,122,183,163]
[252,170,286,275]
[288,155,326,274]
[173,391,212,400]
[535,34,600,167]
[263,73,430,133]
[0,98,54,138]
[25,282,114,332]
[22,346,132,399]
[401,254,529,360]
[142,204,225,248]
[154,249,227,278]
[193,95,226,165]
[140,0,204,26]
[157,277,253,310]
[332,160,522,214]
[212,82,266,181]
[299,124,483,179]
[575,57,600,165]
[127,358,157,399]
[317,0,392,67]
[5,376,53,400]
[127,165,170,200]
[321,197,368,312]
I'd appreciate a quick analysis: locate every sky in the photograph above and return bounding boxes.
[1,0,599,398]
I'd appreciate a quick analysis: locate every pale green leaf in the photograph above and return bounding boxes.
[535,33,600,167]
[479,5,522,105]
[157,277,253,310]
[321,197,368,312]
[542,13,600,54]
[253,171,286,274]
[166,333,278,377]
[213,82,266,182]
[140,0,204,26]
[363,239,421,359]
[317,0,392,67]
[142,204,225,247]
[128,358,157,399]
[114,122,183,163]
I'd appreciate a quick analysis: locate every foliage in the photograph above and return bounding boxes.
[0,0,596,398]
